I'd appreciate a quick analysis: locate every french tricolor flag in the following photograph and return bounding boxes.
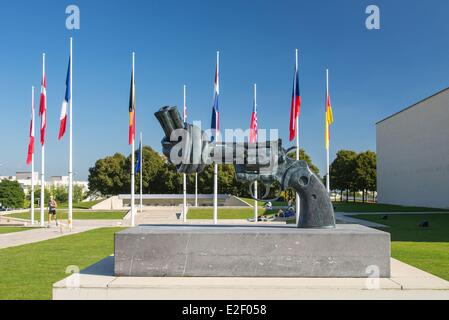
[58,55,71,140]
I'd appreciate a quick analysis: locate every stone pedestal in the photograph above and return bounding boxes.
[114,224,390,278]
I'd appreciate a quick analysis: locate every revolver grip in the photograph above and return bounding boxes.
[283,161,335,228]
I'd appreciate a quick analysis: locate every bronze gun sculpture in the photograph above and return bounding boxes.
[154,106,335,229]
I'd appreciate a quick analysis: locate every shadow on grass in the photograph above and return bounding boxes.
[352,213,449,242]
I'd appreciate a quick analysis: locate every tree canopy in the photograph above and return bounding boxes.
[87,146,321,198]
[330,150,377,202]
[0,180,25,209]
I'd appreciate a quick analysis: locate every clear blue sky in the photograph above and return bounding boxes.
[1,0,449,180]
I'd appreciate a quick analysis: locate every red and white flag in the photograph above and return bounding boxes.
[26,89,35,165]
[39,65,47,146]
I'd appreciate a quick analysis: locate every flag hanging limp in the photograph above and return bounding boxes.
[26,91,35,165]
[325,94,334,150]
[289,60,301,142]
[135,138,142,174]
[58,56,71,140]
[129,67,136,145]
[39,67,47,146]
[210,61,220,139]
[249,91,258,144]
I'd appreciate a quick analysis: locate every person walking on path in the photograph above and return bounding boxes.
[48,196,58,227]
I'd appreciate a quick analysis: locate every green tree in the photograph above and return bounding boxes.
[286,148,320,176]
[73,184,85,203]
[135,146,166,194]
[0,180,25,209]
[330,150,358,202]
[33,186,51,207]
[355,151,377,203]
[51,185,68,203]
[88,153,129,196]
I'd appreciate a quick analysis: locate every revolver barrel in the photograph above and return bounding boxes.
[154,106,184,140]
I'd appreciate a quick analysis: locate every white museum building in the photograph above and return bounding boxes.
[376,88,449,209]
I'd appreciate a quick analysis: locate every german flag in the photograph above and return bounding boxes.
[128,66,136,145]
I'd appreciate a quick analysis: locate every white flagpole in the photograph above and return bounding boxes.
[68,37,73,231]
[213,51,219,225]
[195,173,198,207]
[40,53,45,228]
[253,83,258,223]
[326,69,331,194]
[140,132,143,213]
[295,49,301,224]
[31,86,35,225]
[131,52,136,227]
[183,85,188,222]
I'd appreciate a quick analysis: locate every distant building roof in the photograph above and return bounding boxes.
[376,87,449,125]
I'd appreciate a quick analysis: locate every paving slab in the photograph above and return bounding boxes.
[53,256,449,300]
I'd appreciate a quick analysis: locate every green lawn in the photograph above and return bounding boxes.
[0,227,124,300]
[353,213,449,281]
[333,202,449,213]
[58,200,104,209]
[6,210,127,221]
[188,208,276,219]
[0,227,33,234]
[235,198,448,213]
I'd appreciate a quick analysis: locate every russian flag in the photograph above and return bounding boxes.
[58,56,71,140]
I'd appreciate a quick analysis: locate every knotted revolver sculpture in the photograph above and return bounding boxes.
[155,106,335,229]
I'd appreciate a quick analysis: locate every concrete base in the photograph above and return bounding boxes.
[53,257,449,300]
[114,224,390,278]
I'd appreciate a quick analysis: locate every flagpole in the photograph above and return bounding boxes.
[195,173,198,207]
[68,37,73,231]
[183,85,187,223]
[253,83,258,223]
[40,53,45,228]
[295,49,301,224]
[140,132,143,214]
[131,52,136,227]
[31,86,35,225]
[213,51,219,225]
[326,69,330,194]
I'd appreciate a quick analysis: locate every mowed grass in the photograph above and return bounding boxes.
[353,213,449,281]
[59,200,104,209]
[231,198,448,213]
[0,227,33,234]
[188,208,276,219]
[6,210,127,221]
[333,202,449,213]
[0,227,124,300]
[187,201,449,220]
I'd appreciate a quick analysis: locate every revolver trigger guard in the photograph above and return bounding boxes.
[248,180,281,203]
